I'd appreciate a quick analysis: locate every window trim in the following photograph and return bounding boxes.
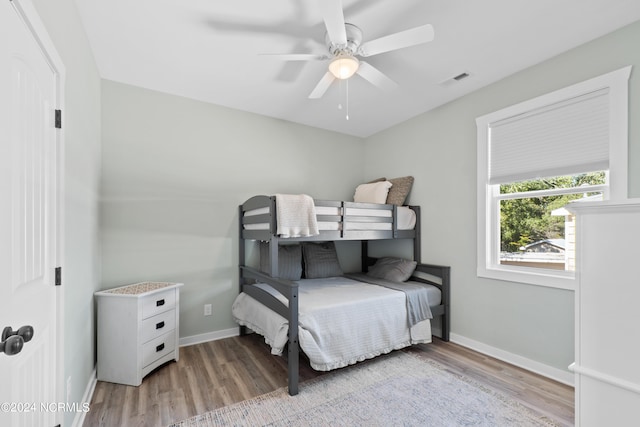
[476,66,631,290]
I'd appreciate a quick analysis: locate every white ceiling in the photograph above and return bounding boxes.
[74,0,640,138]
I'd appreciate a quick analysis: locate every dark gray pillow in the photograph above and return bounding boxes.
[367,257,417,282]
[302,242,343,279]
[260,242,302,280]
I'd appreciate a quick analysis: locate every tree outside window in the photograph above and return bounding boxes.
[499,172,605,271]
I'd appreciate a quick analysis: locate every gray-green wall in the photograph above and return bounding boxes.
[365,20,640,375]
[100,80,365,340]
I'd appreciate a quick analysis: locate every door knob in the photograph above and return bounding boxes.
[0,335,24,356]
[1,326,34,356]
[2,325,34,343]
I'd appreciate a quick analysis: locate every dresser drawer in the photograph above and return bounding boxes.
[142,289,176,319]
[142,330,176,368]
[141,309,176,343]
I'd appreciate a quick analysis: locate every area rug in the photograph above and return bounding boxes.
[169,352,559,427]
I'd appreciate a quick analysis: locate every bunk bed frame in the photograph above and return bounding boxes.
[237,195,450,395]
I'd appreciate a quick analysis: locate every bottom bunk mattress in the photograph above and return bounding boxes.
[232,276,439,371]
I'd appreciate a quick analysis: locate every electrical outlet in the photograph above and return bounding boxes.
[204,304,212,316]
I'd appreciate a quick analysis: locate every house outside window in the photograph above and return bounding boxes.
[476,67,630,290]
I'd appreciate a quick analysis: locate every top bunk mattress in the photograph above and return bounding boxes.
[243,203,417,232]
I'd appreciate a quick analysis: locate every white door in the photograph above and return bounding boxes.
[0,1,61,426]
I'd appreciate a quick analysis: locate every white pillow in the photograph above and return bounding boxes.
[353,181,393,204]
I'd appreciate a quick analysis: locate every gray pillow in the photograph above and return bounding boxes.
[367,257,417,282]
[302,242,343,279]
[260,242,302,280]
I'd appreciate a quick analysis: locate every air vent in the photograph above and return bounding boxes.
[438,71,471,86]
[453,72,469,81]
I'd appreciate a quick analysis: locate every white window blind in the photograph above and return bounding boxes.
[488,88,610,185]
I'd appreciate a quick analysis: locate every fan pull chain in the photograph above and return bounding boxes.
[336,79,349,120]
[345,79,349,120]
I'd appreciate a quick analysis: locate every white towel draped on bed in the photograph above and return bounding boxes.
[275,194,319,238]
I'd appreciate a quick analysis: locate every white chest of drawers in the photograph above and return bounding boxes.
[95,282,182,386]
[569,200,640,426]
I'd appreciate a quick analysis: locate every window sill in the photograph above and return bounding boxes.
[478,265,575,291]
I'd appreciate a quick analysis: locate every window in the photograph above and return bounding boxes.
[476,67,631,289]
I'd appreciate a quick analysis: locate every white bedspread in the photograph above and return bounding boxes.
[275,194,319,238]
[232,277,432,371]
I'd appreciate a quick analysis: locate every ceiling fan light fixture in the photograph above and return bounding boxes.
[329,54,359,79]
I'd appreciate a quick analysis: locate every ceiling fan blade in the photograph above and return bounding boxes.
[309,72,336,99]
[358,24,434,57]
[356,62,398,91]
[259,53,329,61]
[321,0,347,46]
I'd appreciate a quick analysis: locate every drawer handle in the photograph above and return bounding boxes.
[156,299,165,307]
[156,343,165,352]
[155,321,165,330]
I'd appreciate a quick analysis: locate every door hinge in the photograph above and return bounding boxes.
[55,267,62,286]
[55,109,62,129]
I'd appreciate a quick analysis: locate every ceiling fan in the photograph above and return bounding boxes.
[262,0,435,99]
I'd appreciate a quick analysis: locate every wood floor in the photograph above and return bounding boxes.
[84,335,574,426]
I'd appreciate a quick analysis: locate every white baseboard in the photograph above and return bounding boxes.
[179,327,239,347]
[72,368,97,427]
[449,333,574,386]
